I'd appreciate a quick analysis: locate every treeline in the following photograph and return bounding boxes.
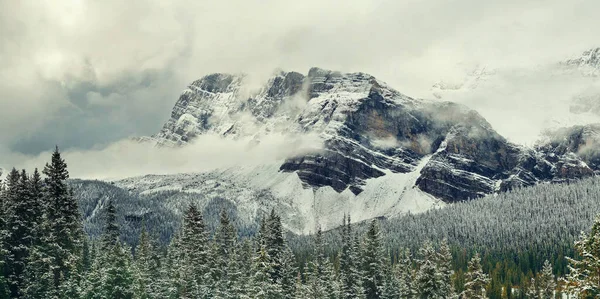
[3,148,600,298]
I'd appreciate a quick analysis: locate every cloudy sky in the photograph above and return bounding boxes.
[1,0,599,176]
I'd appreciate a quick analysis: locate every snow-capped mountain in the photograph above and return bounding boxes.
[68,67,596,234]
[564,47,600,77]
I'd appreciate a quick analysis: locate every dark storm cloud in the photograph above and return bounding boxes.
[1,0,600,175]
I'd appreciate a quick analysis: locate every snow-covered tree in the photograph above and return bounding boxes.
[340,215,364,299]
[251,244,283,299]
[362,219,386,299]
[415,240,442,299]
[23,148,85,298]
[564,214,600,297]
[133,225,160,299]
[100,199,120,251]
[536,260,555,299]
[397,248,415,299]
[461,253,489,299]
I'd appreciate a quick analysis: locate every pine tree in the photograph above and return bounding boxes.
[251,244,282,299]
[437,239,457,299]
[280,245,298,299]
[565,214,600,297]
[266,209,285,283]
[381,262,400,299]
[235,239,255,299]
[83,197,134,299]
[307,227,340,299]
[340,215,364,299]
[32,147,85,296]
[353,234,367,299]
[214,209,238,298]
[133,225,158,299]
[397,248,415,299]
[461,253,489,299]
[525,278,537,299]
[102,243,135,299]
[536,260,555,299]
[415,240,443,299]
[29,169,44,244]
[179,204,212,298]
[361,219,387,299]
[3,168,22,297]
[101,199,120,251]
[0,179,7,299]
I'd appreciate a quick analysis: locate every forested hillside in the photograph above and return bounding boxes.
[289,177,600,296]
[3,149,600,298]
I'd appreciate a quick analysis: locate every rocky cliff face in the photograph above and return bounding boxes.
[140,68,600,203]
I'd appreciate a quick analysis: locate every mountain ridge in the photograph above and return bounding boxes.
[138,67,599,201]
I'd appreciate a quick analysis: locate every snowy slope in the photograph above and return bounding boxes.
[114,155,442,234]
[103,64,600,234]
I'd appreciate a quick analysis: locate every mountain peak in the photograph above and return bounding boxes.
[564,47,600,76]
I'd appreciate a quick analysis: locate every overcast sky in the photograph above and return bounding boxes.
[1,0,599,175]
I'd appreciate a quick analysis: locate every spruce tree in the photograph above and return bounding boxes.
[3,168,22,297]
[214,209,237,298]
[0,177,8,299]
[307,227,340,299]
[397,248,415,299]
[415,240,443,299]
[37,147,84,295]
[461,253,489,299]
[266,209,285,283]
[437,239,457,298]
[251,244,282,299]
[362,219,386,299]
[536,260,555,299]
[280,245,298,299]
[102,243,134,299]
[101,199,120,251]
[179,204,212,298]
[133,225,158,299]
[381,262,400,299]
[340,215,363,299]
[235,239,255,298]
[565,214,600,297]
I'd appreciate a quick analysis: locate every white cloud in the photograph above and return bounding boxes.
[2,133,323,180]
[1,0,600,174]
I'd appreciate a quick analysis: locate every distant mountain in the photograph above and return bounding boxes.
[564,47,600,77]
[67,67,589,234]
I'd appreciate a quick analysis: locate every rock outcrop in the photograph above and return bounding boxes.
[140,68,600,203]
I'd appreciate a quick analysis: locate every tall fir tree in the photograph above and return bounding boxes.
[179,204,212,298]
[266,209,285,283]
[279,245,298,299]
[415,240,443,299]
[362,219,386,299]
[0,177,9,298]
[132,224,159,299]
[437,239,457,299]
[102,243,135,299]
[34,147,85,296]
[251,244,282,299]
[565,214,600,297]
[100,199,120,251]
[340,215,364,299]
[397,248,415,299]
[307,227,340,299]
[461,253,489,299]
[536,260,555,299]
[3,168,23,297]
[214,209,238,298]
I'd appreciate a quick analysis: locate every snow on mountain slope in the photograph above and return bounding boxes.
[98,64,600,233]
[113,154,442,234]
